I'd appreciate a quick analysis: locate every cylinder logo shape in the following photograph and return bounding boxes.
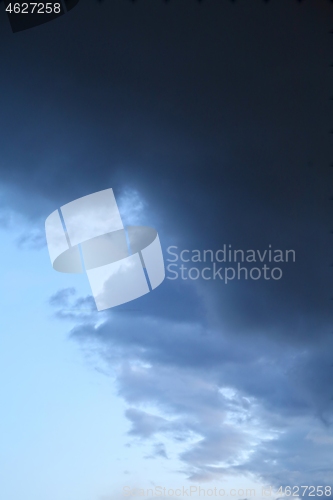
[45,188,165,310]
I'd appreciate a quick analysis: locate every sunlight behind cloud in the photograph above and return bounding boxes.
[118,189,147,227]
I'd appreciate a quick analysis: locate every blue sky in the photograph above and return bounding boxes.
[0,200,264,500]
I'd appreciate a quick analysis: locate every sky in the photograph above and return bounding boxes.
[0,1,333,500]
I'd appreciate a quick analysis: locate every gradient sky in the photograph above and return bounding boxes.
[0,1,333,500]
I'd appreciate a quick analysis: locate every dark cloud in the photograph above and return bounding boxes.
[1,0,332,338]
[126,408,172,438]
[58,308,333,485]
